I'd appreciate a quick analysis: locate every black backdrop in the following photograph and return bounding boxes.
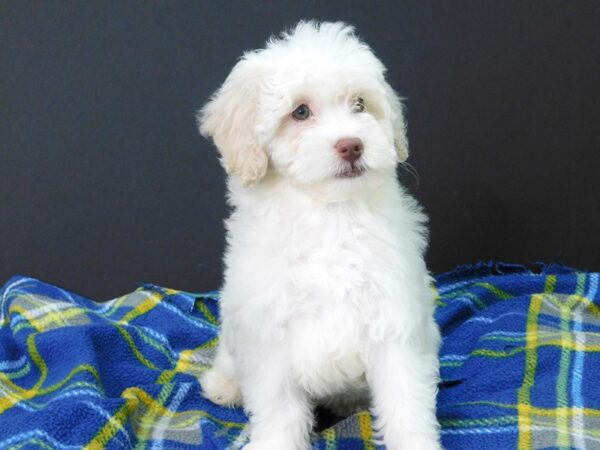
[2,1,599,299]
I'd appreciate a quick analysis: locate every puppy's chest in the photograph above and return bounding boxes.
[242,207,401,392]
[282,211,394,334]
[283,213,396,302]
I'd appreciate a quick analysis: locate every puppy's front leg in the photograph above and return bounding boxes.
[367,337,442,450]
[242,355,313,450]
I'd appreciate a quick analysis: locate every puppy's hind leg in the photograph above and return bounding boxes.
[200,339,242,407]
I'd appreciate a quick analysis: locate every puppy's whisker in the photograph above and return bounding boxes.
[398,161,420,191]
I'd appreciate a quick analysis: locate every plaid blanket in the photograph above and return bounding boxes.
[0,262,599,449]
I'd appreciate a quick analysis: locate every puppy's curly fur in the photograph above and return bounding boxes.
[198,21,442,450]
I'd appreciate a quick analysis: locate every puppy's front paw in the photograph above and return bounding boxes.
[386,433,442,450]
[199,367,242,407]
[243,440,306,450]
[242,443,275,450]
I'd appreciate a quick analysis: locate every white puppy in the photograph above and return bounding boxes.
[198,21,441,450]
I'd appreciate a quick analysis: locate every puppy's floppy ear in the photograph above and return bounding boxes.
[383,82,409,162]
[197,54,268,186]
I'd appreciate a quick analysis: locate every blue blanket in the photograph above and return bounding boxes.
[1,262,599,449]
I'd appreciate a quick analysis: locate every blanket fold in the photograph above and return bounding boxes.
[1,263,599,449]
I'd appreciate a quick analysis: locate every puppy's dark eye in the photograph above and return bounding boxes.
[292,104,311,120]
[353,97,365,113]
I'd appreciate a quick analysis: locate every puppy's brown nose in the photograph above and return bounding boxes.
[335,137,363,164]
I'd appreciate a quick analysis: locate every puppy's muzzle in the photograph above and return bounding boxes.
[335,137,363,164]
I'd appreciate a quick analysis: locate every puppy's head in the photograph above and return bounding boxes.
[198,21,408,192]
